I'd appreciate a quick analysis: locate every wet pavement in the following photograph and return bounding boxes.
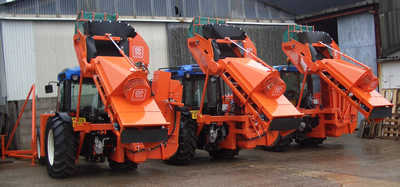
[1,133,400,186]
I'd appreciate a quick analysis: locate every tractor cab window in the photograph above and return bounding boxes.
[183,75,218,111]
[58,80,68,112]
[71,78,105,115]
[58,78,105,117]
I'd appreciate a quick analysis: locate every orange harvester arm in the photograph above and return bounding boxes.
[282,27,393,123]
[187,17,303,147]
[72,12,182,162]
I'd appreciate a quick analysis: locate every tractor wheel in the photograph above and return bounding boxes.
[263,133,293,152]
[166,115,197,165]
[36,127,45,165]
[45,116,77,178]
[295,138,325,147]
[109,159,137,172]
[209,148,239,159]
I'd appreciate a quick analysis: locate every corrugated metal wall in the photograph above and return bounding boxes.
[379,0,400,56]
[167,23,288,67]
[338,13,377,75]
[0,21,6,106]
[33,21,77,98]
[2,21,36,101]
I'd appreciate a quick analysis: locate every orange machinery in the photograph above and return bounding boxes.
[37,12,183,178]
[164,17,303,164]
[278,25,393,145]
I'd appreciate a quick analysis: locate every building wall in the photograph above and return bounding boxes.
[2,21,37,100]
[380,61,400,89]
[1,20,169,101]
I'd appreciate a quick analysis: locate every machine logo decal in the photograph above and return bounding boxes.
[272,86,284,96]
[132,89,146,101]
[133,46,144,58]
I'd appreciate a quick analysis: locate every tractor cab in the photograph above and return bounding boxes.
[161,64,231,117]
[274,65,317,109]
[45,66,110,124]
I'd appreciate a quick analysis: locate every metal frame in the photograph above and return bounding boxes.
[1,84,36,165]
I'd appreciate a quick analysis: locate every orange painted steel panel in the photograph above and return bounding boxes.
[129,36,149,67]
[111,97,169,127]
[224,58,273,91]
[251,92,302,118]
[94,56,132,94]
[321,59,366,84]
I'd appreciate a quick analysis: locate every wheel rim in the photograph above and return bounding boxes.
[47,129,54,166]
[36,136,41,159]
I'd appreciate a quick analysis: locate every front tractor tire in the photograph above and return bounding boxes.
[166,115,197,165]
[45,115,77,178]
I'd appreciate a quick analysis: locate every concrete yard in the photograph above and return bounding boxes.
[1,133,400,186]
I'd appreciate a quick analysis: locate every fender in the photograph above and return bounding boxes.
[57,112,72,124]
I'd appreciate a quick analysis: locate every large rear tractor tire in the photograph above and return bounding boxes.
[263,133,293,152]
[45,116,77,178]
[166,116,197,165]
[295,137,325,147]
[209,148,239,159]
[109,159,137,172]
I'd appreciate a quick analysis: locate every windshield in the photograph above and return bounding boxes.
[281,71,312,103]
[59,78,105,115]
[181,75,219,110]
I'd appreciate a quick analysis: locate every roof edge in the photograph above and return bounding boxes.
[295,0,379,20]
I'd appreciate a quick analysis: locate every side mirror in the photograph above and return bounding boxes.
[45,85,53,94]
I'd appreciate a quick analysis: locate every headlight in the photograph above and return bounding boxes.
[123,77,151,104]
[72,74,79,81]
[262,76,286,99]
[359,73,378,92]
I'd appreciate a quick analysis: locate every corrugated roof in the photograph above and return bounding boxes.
[0,0,294,23]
